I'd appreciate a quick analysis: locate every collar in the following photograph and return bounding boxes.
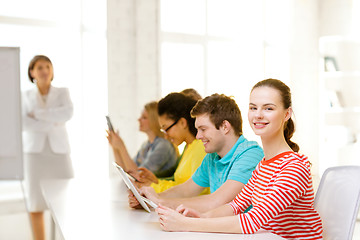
[215,135,245,164]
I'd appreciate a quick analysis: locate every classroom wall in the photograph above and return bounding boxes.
[107,0,322,180]
[288,0,320,182]
[107,0,160,176]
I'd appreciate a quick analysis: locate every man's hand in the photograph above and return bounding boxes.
[140,186,160,204]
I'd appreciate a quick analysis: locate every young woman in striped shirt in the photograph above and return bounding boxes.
[156,79,323,239]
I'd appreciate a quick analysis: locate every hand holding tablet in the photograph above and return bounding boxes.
[112,162,158,212]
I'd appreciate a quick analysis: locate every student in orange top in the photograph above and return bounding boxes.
[156,79,323,240]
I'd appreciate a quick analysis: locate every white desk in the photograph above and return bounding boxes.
[41,178,285,240]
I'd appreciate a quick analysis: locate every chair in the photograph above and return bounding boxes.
[314,166,360,240]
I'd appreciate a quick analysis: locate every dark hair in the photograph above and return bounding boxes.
[251,78,299,152]
[180,88,202,101]
[158,92,198,137]
[191,93,242,136]
[28,55,53,83]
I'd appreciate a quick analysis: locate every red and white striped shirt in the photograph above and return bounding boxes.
[229,151,323,239]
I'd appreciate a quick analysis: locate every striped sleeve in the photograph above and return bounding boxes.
[239,161,310,234]
[229,163,260,214]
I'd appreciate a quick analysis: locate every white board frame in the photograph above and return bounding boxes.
[0,47,23,180]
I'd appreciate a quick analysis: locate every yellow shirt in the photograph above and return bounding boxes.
[151,139,209,194]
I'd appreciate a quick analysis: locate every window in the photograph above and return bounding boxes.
[159,0,291,142]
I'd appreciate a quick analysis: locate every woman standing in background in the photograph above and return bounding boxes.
[22,55,74,240]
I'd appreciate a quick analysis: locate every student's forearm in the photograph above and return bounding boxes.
[116,145,138,172]
[113,148,137,172]
[203,204,234,218]
[159,194,224,212]
[159,184,195,199]
[113,148,125,167]
[182,215,242,233]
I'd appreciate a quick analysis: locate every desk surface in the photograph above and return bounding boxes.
[41,178,285,240]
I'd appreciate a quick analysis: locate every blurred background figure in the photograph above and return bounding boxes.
[107,101,178,179]
[22,55,74,240]
[132,93,208,194]
[180,88,202,101]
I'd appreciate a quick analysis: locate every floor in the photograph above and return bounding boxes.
[0,211,60,240]
[0,180,62,240]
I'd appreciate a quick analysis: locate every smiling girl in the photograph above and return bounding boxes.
[156,79,323,239]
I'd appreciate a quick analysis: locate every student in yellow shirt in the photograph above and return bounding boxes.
[136,92,208,193]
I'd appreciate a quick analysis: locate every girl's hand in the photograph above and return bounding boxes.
[137,167,158,184]
[176,204,202,218]
[27,112,35,119]
[106,130,124,149]
[127,190,142,209]
[156,204,188,232]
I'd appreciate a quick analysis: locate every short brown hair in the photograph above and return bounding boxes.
[28,55,53,83]
[191,93,242,136]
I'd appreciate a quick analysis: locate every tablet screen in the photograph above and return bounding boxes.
[112,162,158,212]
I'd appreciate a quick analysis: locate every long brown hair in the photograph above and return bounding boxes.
[144,101,164,138]
[251,78,299,152]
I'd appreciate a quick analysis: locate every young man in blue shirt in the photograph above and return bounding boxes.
[130,93,264,212]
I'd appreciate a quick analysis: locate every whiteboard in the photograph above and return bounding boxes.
[0,47,23,180]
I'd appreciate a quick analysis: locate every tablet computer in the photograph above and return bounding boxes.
[106,115,114,132]
[112,162,158,212]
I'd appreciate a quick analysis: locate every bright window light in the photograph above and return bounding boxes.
[160,0,206,34]
[0,0,81,22]
[161,42,204,95]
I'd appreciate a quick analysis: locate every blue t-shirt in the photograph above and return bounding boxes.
[192,135,264,193]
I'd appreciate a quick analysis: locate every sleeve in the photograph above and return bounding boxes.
[139,139,176,173]
[22,92,54,132]
[190,143,207,174]
[151,179,178,193]
[235,162,310,234]
[227,146,263,185]
[151,141,206,193]
[133,142,147,166]
[33,88,73,123]
[191,155,210,188]
[229,164,259,214]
